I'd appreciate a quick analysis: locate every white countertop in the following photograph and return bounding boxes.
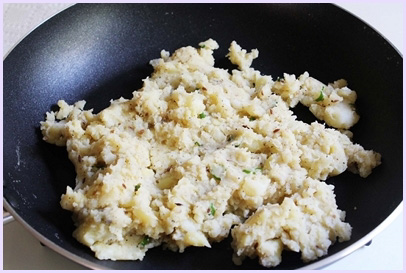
[2,3,404,270]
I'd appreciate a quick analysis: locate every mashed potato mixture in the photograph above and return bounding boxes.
[40,39,381,267]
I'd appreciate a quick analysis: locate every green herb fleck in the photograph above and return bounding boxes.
[200,44,206,48]
[211,173,221,181]
[253,167,263,174]
[139,236,151,247]
[243,169,251,174]
[315,92,324,101]
[315,88,325,102]
[276,76,284,82]
[249,116,257,121]
[195,141,201,146]
[209,203,216,216]
[134,183,141,192]
[198,112,207,119]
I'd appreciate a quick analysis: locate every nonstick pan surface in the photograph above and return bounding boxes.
[3,3,403,270]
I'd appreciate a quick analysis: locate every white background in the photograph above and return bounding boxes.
[2,2,404,270]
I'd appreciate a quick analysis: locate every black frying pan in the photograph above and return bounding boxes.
[3,4,403,270]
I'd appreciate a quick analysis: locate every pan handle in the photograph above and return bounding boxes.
[3,209,14,224]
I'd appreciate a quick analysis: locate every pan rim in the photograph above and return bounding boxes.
[332,3,403,57]
[2,3,403,270]
[2,3,75,62]
[3,3,403,62]
[3,198,403,270]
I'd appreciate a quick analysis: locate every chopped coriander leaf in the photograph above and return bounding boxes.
[211,173,221,181]
[139,236,151,247]
[243,169,251,174]
[249,116,257,121]
[200,44,206,48]
[134,183,141,192]
[198,112,207,119]
[315,90,324,102]
[253,167,263,174]
[209,203,216,216]
[195,141,201,146]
